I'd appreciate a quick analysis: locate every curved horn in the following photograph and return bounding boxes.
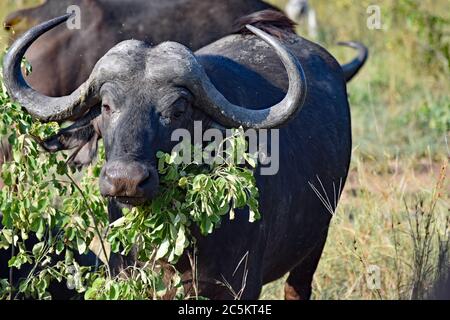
[338,41,368,82]
[2,14,99,122]
[193,25,307,129]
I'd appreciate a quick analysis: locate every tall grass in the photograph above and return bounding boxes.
[261,0,449,300]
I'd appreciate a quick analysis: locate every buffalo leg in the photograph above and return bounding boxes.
[284,240,327,300]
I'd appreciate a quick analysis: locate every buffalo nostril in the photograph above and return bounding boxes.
[101,161,150,197]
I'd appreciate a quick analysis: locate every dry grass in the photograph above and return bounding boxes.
[260,0,450,300]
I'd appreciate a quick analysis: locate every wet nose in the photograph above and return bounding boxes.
[100,160,150,199]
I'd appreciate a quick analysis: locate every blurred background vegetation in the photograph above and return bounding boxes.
[1,0,449,300]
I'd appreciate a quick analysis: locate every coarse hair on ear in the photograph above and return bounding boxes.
[233,9,297,40]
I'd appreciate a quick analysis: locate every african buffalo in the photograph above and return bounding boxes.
[431,268,450,300]
[4,0,275,97]
[3,10,354,299]
[4,0,366,97]
[0,1,366,185]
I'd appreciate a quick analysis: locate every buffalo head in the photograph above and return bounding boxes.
[3,14,307,206]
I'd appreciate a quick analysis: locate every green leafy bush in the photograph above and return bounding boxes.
[0,68,260,299]
[108,136,260,264]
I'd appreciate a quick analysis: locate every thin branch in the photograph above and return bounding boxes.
[65,172,111,279]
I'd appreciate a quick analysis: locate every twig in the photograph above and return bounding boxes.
[65,172,111,279]
[8,229,15,300]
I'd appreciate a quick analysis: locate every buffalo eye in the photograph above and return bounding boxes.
[102,104,111,113]
[173,110,184,119]
[172,98,188,119]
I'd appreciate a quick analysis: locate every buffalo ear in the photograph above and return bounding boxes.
[40,107,102,168]
[67,130,100,169]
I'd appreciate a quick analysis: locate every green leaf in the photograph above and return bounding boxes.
[65,250,74,265]
[32,241,45,257]
[178,177,188,187]
[174,227,187,257]
[56,241,65,255]
[36,219,45,240]
[2,229,13,244]
[109,283,120,300]
[155,239,170,260]
[76,236,87,254]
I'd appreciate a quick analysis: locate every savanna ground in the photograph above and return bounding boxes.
[0,0,449,300]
